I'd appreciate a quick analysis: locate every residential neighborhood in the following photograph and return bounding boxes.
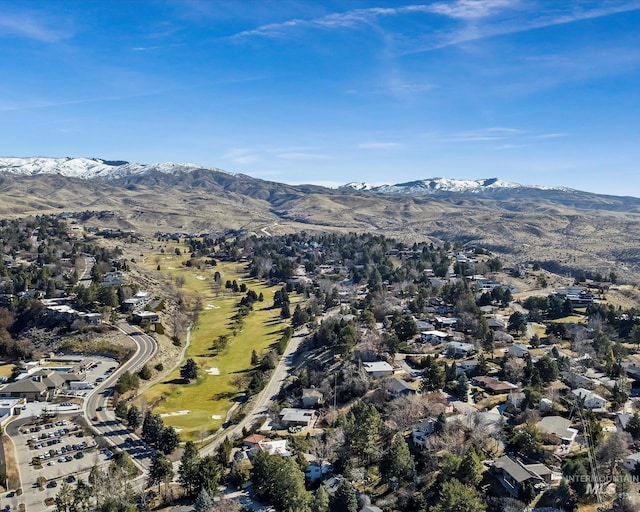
[2,220,640,512]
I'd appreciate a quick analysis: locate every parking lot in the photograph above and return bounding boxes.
[14,417,107,488]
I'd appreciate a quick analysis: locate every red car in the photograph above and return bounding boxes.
[92,416,98,422]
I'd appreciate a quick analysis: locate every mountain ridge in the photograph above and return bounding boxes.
[0,157,635,201]
[1,156,639,281]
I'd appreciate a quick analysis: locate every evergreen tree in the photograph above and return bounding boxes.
[346,402,382,466]
[252,452,309,512]
[127,405,142,431]
[142,412,164,444]
[181,358,199,381]
[193,487,214,512]
[380,434,416,484]
[178,441,201,496]
[158,426,180,454]
[196,455,222,497]
[421,355,445,391]
[147,453,174,494]
[217,436,232,467]
[331,479,358,512]
[432,479,486,512]
[114,400,128,419]
[457,447,483,486]
[456,373,469,399]
[625,411,640,439]
[311,486,330,512]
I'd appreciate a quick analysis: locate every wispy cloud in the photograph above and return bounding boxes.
[230,1,640,59]
[413,1,640,53]
[276,152,332,161]
[426,0,516,20]
[230,2,513,40]
[357,142,403,149]
[0,11,72,42]
[440,126,569,147]
[224,148,261,165]
[0,90,169,113]
[452,127,523,142]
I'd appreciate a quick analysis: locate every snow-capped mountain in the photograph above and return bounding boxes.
[341,177,572,195]
[0,157,225,180]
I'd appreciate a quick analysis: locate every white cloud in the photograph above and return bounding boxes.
[230,2,513,40]
[427,0,516,20]
[414,1,640,53]
[224,148,261,165]
[276,152,332,161]
[357,142,403,149]
[0,11,72,42]
[453,127,524,141]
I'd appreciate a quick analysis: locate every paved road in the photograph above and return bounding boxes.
[84,321,158,472]
[77,255,95,287]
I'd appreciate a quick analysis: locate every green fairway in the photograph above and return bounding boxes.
[138,245,296,441]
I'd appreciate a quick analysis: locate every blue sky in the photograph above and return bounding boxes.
[1,1,640,197]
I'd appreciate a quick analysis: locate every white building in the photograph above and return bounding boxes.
[572,388,606,409]
[362,361,394,378]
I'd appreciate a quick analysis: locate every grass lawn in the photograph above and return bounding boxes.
[137,244,297,441]
[548,315,587,324]
[0,363,13,378]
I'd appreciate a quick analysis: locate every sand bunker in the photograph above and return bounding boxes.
[206,368,220,375]
[205,304,220,310]
[160,410,190,418]
[192,274,206,280]
[211,415,222,420]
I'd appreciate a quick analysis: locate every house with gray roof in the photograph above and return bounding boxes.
[491,454,551,497]
[387,378,416,397]
[0,377,48,401]
[536,416,578,444]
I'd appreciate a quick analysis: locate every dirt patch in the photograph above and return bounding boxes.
[1,434,21,490]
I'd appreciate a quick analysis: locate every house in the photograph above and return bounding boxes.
[420,330,448,344]
[132,311,159,324]
[412,417,438,448]
[445,341,476,358]
[572,388,606,409]
[362,361,394,378]
[322,475,344,496]
[242,433,267,450]
[259,438,292,456]
[303,453,332,483]
[387,378,416,397]
[616,413,633,432]
[624,452,640,472]
[457,358,480,375]
[102,271,125,286]
[434,316,459,329]
[473,376,518,394]
[487,317,506,330]
[415,320,435,332]
[560,371,595,390]
[536,416,578,444]
[301,388,324,408]
[508,343,530,358]
[491,454,551,497]
[279,408,316,429]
